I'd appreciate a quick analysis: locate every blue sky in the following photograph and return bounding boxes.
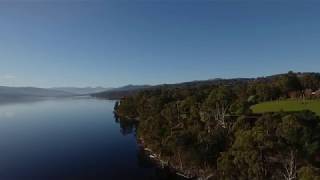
[0,0,319,88]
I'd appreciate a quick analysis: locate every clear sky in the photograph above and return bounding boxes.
[0,0,319,88]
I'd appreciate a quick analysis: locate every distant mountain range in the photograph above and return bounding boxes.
[0,86,77,102]
[0,80,255,101]
[92,79,255,100]
[50,87,110,95]
[92,72,320,100]
[0,86,114,102]
[3,72,318,101]
[92,85,151,100]
[110,85,151,91]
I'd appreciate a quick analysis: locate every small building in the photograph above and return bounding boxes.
[312,89,320,98]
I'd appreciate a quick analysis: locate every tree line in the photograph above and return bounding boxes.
[114,72,320,179]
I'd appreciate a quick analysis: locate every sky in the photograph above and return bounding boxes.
[0,0,319,88]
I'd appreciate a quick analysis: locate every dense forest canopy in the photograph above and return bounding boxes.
[111,72,320,179]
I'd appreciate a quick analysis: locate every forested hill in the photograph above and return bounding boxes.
[92,78,253,100]
[114,71,320,179]
[92,85,152,100]
[93,72,320,100]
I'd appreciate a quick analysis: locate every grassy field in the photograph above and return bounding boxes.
[251,100,320,116]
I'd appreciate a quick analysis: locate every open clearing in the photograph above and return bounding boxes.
[251,100,320,116]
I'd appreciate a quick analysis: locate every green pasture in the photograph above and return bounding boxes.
[251,100,320,116]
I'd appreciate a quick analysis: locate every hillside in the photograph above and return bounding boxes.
[0,86,75,100]
[114,71,320,179]
[92,85,152,100]
[51,87,109,95]
[92,79,253,99]
[94,72,320,100]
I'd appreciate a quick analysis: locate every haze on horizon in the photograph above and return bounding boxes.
[0,0,319,88]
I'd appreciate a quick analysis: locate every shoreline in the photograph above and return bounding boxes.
[115,111,213,180]
[138,138,199,180]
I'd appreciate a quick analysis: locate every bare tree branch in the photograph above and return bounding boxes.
[282,150,297,180]
[214,102,229,129]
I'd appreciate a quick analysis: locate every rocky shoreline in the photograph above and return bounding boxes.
[114,112,214,180]
[138,138,214,180]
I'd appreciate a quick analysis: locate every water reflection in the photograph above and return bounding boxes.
[114,114,138,136]
[0,111,15,118]
[0,98,184,180]
[114,114,186,180]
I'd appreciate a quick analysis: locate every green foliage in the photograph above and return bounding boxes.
[298,166,320,180]
[277,71,303,94]
[114,72,320,179]
[218,112,320,180]
[116,97,138,118]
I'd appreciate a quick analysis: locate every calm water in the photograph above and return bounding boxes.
[0,97,181,180]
